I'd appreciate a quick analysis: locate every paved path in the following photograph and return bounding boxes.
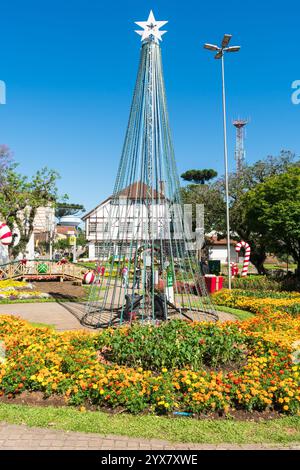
[0,303,235,331]
[0,423,299,450]
[0,302,89,331]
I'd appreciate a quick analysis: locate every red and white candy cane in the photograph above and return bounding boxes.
[0,222,13,246]
[235,241,251,277]
[230,262,239,277]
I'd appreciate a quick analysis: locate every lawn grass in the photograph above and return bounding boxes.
[0,298,59,305]
[29,322,55,329]
[0,298,84,305]
[215,305,254,321]
[264,263,296,270]
[0,403,299,445]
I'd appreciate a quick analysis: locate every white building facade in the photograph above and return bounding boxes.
[83,182,186,261]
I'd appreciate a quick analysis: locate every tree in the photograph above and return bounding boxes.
[181,169,218,185]
[181,183,226,260]
[53,238,70,252]
[181,184,226,234]
[0,145,13,188]
[76,228,87,247]
[213,150,298,273]
[0,166,60,259]
[241,167,300,277]
[55,202,85,220]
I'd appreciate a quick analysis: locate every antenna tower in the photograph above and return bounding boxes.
[233,119,248,172]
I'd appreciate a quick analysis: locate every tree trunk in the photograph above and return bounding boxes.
[296,259,300,279]
[254,259,267,275]
[250,249,267,275]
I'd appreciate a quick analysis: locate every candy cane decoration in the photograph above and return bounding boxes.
[0,222,13,246]
[230,262,239,277]
[235,241,251,277]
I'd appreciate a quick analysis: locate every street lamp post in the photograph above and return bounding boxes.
[204,35,240,290]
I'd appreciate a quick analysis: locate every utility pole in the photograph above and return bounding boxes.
[204,34,241,289]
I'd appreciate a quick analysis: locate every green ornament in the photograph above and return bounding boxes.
[37,263,48,274]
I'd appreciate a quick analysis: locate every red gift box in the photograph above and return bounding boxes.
[205,275,223,294]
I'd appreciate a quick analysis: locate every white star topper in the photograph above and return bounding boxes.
[135,10,168,42]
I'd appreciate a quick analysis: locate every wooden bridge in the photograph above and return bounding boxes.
[0,259,90,282]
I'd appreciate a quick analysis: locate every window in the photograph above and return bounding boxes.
[95,243,106,258]
[89,222,97,234]
[118,242,131,256]
[89,221,108,234]
[118,222,133,234]
[98,223,108,233]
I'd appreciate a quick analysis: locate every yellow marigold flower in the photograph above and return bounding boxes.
[283,405,289,411]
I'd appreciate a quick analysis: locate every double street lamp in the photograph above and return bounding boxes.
[204,34,240,290]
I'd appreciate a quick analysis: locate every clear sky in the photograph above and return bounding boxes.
[1,0,299,213]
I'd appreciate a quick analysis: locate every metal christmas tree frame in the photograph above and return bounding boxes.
[82,11,218,328]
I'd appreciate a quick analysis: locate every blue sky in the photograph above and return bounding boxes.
[1,0,299,213]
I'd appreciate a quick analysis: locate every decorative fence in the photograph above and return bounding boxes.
[0,259,89,282]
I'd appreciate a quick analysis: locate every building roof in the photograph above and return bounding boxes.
[209,236,237,246]
[56,226,76,235]
[118,181,164,200]
[82,181,165,220]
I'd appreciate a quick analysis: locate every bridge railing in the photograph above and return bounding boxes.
[0,259,91,281]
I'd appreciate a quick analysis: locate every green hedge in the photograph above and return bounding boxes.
[223,275,280,291]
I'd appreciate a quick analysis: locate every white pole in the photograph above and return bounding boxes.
[49,230,53,260]
[73,236,77,263]
[221,54,232,290]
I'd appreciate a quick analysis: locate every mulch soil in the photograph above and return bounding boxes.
[33,281,87,301]
[0,392,282,422]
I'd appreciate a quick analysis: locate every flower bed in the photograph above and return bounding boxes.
[0,280,30,290]
[0,315,299,415]
[0,281,49,301]
[213,289,300,316]
[0,291,50,301]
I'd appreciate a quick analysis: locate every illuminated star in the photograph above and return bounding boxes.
[135,10,168,42]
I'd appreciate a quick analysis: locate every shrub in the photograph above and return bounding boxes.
[96,320,247,371]
[222,274,300,293]
[223,275,280,291]
[280,277,300,292]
